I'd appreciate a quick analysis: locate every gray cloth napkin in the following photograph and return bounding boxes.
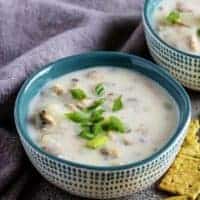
[0,0,165,199]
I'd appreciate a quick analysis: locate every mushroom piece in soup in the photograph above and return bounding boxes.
[154,0,200,54]
[27,67,178,166]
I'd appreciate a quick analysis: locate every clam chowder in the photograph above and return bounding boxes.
[154,0,200,54]
[27,67,178,166]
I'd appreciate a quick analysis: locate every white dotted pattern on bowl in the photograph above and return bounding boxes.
[19,130,186,199]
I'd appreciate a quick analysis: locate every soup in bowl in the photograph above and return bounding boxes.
[14,52,191,199]
[28,67,178,166]
[154,0,200,54]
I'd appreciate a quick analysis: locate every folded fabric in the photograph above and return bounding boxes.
[0,0,160,199]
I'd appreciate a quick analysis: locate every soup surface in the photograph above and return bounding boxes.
[28,67,178,166]
[154,0,200,54]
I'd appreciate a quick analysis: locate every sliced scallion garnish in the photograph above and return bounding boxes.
[166,10,181,24]
[112,96,123,112]
[95,83,105,96]
[70,88,87,100]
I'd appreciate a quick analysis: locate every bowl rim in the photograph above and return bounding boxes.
[14,51,191,171]
[143,0,200,58]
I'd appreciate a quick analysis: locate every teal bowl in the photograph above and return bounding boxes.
[143,0,200,91]
[14,52,191,199]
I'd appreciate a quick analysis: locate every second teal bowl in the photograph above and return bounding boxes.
[143,0,200,91]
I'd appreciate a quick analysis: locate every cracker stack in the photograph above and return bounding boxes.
[159,120,200,200]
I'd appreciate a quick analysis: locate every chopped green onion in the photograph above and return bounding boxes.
[80,121,104,140]
[87,98,105,110]
[166,11,181,24]
[80,122,93,128]
[65,111,89,123]
[92,122,105,135]
[112,96,123,112]
[109,116,125,133]
[90,109,105,122]
[102,116,125,133]
[86,135,108,149]
[79,130,95,140]
[95,83,105,96]
[66,91,126,148]
[70,88,87,100]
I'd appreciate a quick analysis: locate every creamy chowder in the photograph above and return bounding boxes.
[154,0,200,54]
[28,67,178,166]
